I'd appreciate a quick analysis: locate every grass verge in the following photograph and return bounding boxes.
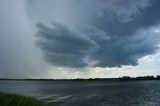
[0,92,58,106]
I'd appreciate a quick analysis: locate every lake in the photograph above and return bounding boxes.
[0,80,160,106]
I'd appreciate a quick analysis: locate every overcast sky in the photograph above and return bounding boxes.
[0,0,160,79]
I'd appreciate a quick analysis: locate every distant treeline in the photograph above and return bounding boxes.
[117,75,160,81]
[0,75,160,81]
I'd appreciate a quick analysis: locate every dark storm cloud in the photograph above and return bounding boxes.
[81,0,154,22]
[92,0,160,37]
[36,22,99,67]
[36,0,160,68]
[91,26,160,67]
[88,0,160,67]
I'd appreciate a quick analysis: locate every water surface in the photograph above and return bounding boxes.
[0,80,160,106]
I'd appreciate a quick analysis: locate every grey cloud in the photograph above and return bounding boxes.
[78,25,111,41]
[35,0,160,68]
[79,0,154,23]
[92,26,160,67]
[87,0,160,67]
[36,22,99,67]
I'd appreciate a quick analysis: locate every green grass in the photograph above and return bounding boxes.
[0,92,58,106]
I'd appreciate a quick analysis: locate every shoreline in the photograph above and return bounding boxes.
[0,92,57,106]
[0,77,160,81]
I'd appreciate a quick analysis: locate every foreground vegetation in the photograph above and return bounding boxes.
[0,92,57,106]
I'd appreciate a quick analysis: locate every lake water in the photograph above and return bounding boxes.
[0,80,160,106]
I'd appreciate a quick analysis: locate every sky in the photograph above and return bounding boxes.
[0,0,160,79]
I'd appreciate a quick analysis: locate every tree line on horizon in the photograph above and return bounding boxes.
[0,75,160,81]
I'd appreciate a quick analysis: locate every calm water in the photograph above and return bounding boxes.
[0,80,160,106]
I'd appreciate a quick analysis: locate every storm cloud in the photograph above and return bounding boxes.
[0,0,160,79]
[36,22,99,67]
[35,0,160,68]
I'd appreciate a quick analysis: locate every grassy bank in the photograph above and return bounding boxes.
[0,92,57,106]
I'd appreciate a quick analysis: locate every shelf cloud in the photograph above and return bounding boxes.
[35,0,160,68]
[1,0,160,78]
